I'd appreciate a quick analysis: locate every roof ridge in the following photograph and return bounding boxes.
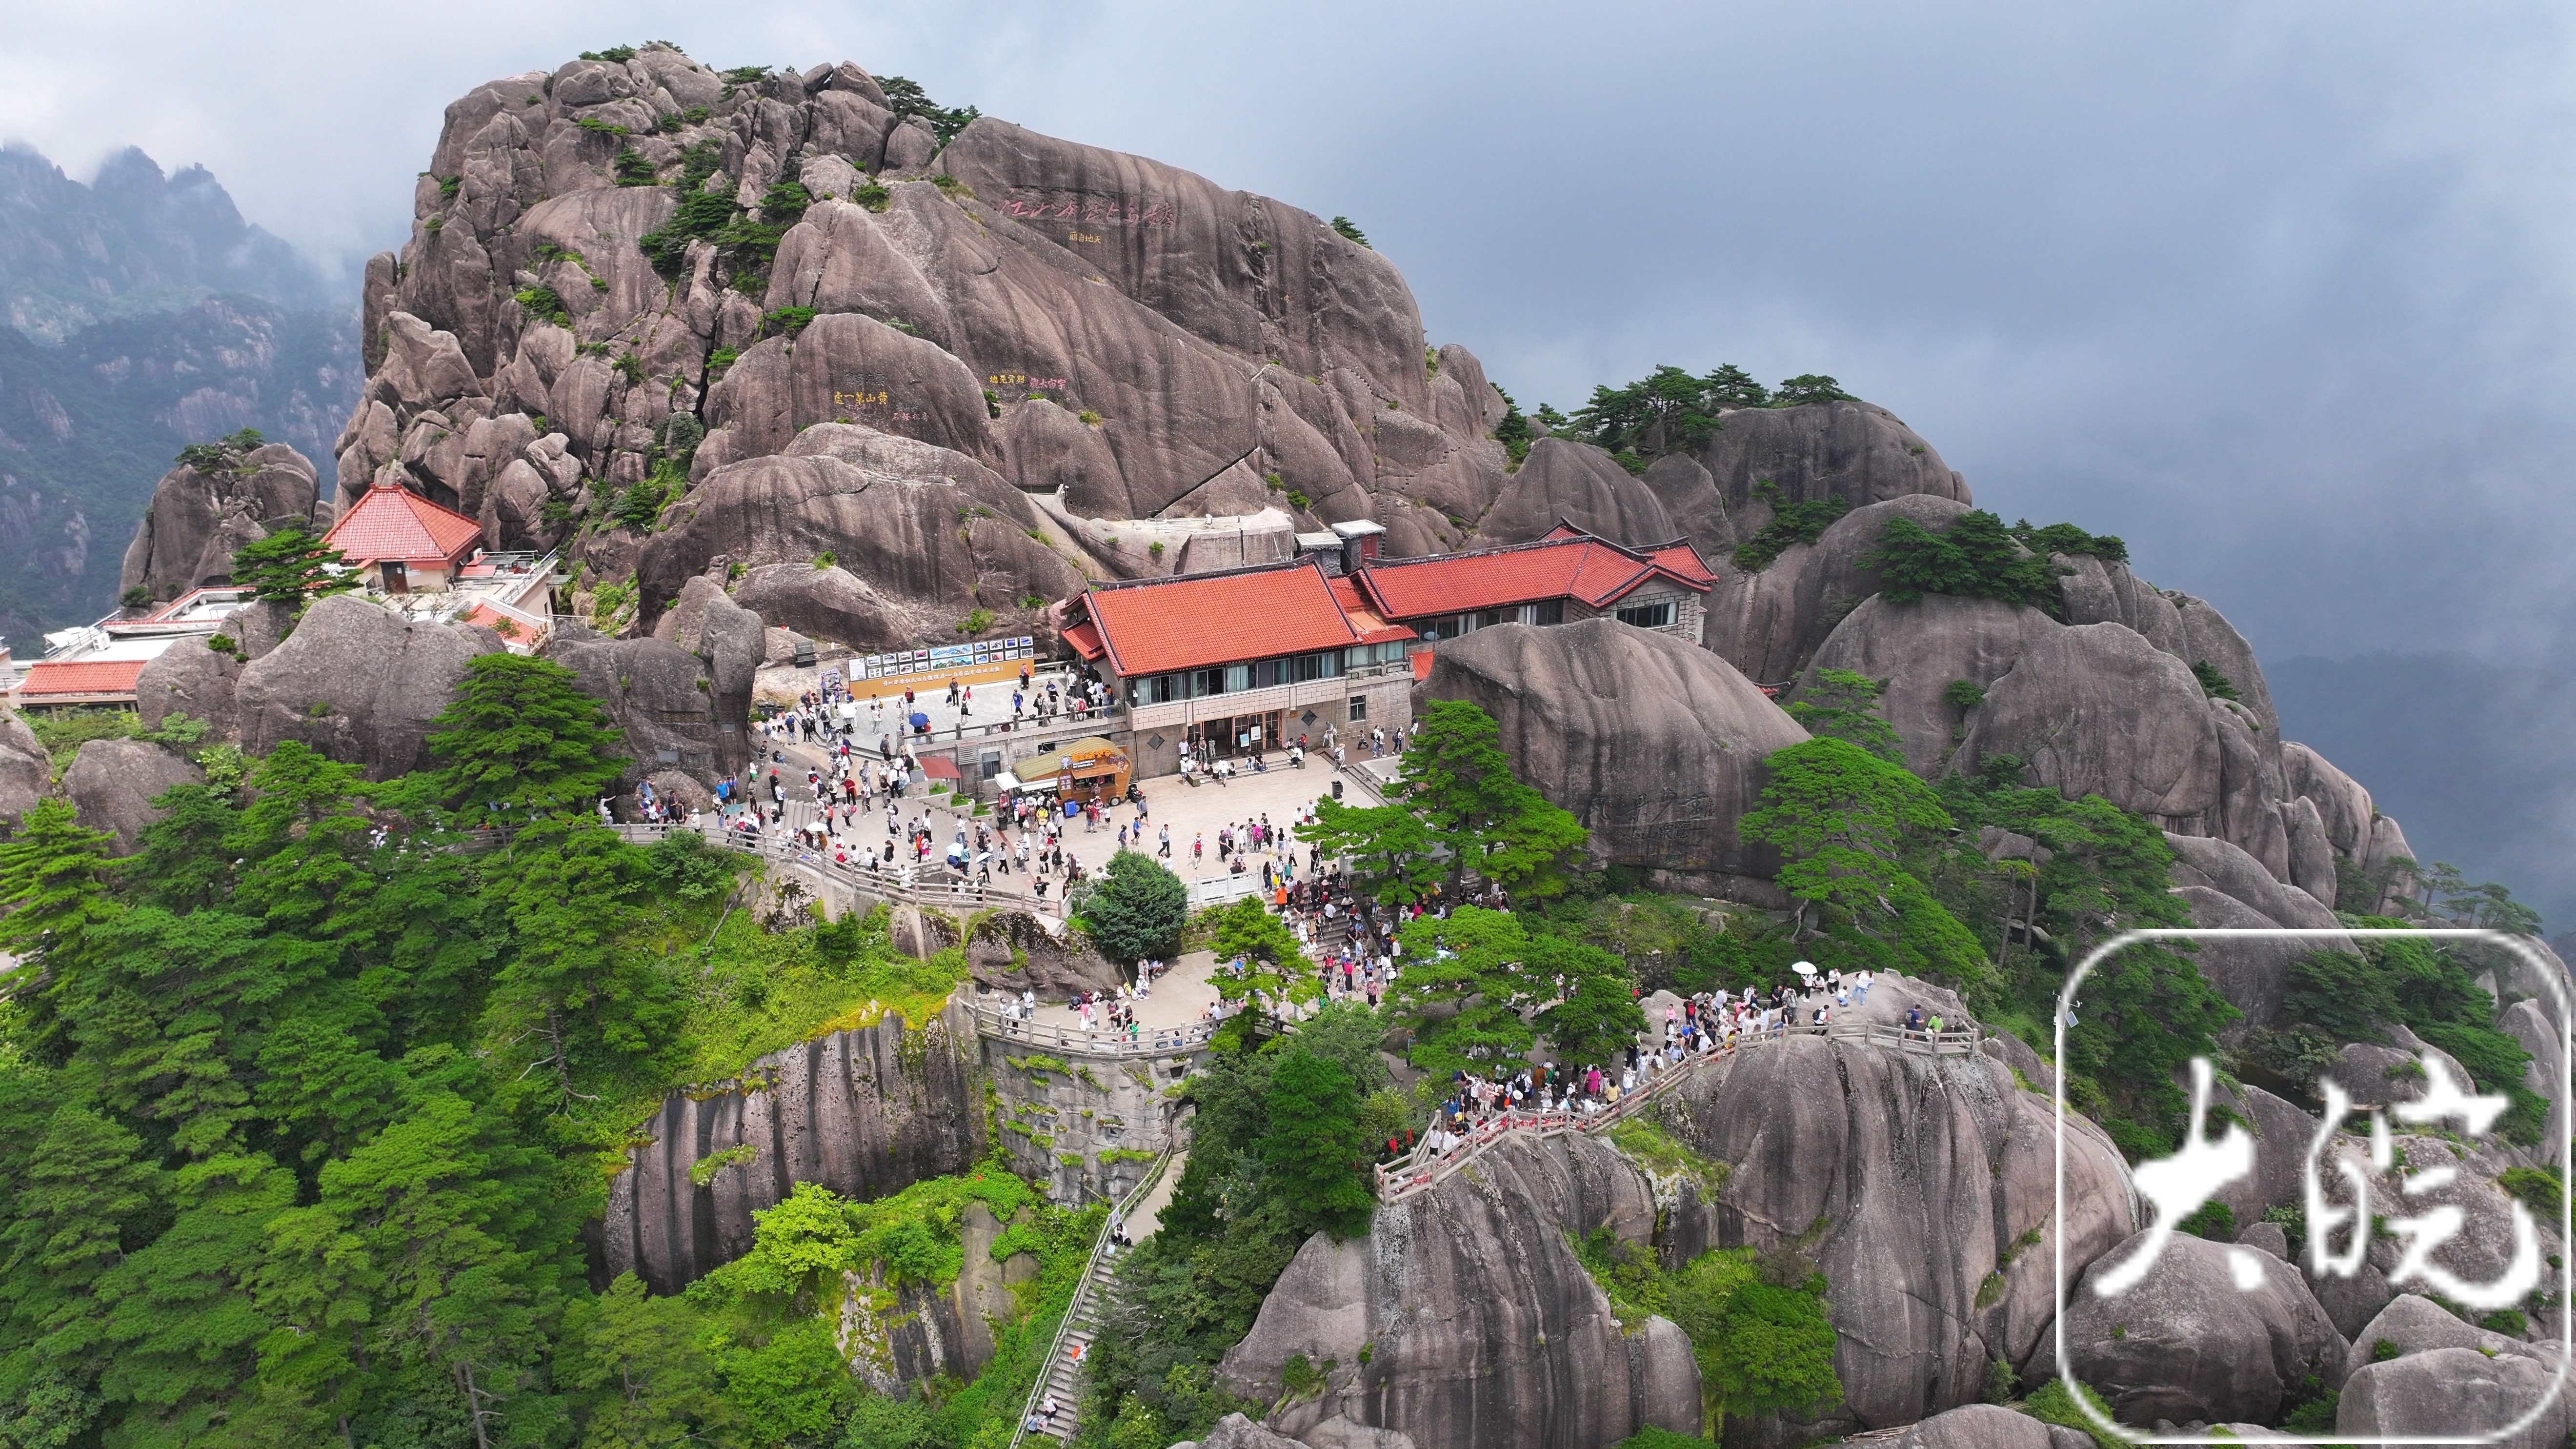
[1085,556,1314,593]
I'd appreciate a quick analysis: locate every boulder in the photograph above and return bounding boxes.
[962,911,1125,997]
[2055,1230,2347,1427]
[1680,400,1971,532]
[1959,624,2220,826]
[2169,593,2279,740]
[134,635,242,740]
[2282,742,2374,860]
[1420,618,1810,892]
[1216,1133,1697,1449]
[1858,1403,2093,1449]
[2163,833,2340,931]
[1188,1416,1319,1449]
[1473,438,1678,548]
[548,631,741,791]
[2282,795,2337,909]
[1804,593,2061,777]
[235,594,502,778]
[2054,556,2186,657]
[2345,1294,2531,1377]
[2358,814,2421,912]
[117,444,323,605]
[0,715,45,826]
[705,311,994,463]
[727,563,905,651]
[1703,493,1974,685]
[634,426,1079,646]
[2337,1345,2572,1446]
[602,999,986,1293]
[62,738,202,852]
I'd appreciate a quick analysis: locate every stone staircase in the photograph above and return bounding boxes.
[1008,1149,1177,1446]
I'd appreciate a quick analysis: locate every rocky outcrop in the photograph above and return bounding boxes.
[1664,401,1970,558]
[134,635,243,740]
[234,593,502,777]
[2346,1294,2533,1377]
[962,910,1125,996]
[117,443,325,605]
[355,45,1517,644]
[1959,622,2223,823]
[1421,618,1809,894]
[2053,1231,2346,1427]
[1655,1029,2137,1433]
[62,738,201,851]
[634,425,1079,647]
[551,579,763,786]
[1474,439,1677,548]
[2336,1344,2572,1446]
[602,999,985,1294]
[1856,1403,2093,1449]
[1703,493,1973,685]
[1805,594,2058,777]
[1218,1133,1700,1449]
[0,715,48,826]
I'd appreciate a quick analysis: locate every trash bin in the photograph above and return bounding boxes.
[1331,780,1343,801]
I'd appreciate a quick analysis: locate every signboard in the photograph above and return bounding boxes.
[844,637,1037,683]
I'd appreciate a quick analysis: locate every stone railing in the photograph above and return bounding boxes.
[1374,1018,1982,1203]
[605,822,1048,913]
[967,1001,1218,1059]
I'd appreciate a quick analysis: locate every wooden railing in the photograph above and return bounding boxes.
[1373,1019,1982,1203]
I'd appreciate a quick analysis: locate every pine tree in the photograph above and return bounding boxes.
[1255,1050,1373,1239]
[227,522,355,611]
[424,653,630,818]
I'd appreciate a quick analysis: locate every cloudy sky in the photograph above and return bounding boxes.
[7,0,2573,905]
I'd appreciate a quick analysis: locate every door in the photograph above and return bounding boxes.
[381,561,408,594]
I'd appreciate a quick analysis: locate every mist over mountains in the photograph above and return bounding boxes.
[0,145,356,650]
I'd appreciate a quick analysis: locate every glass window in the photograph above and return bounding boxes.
[1254,658,1280,688]
[1224,663,1251,693]
[1530,598,1565,626]
[1615,599,1676,629]
[1348,695,1368,722]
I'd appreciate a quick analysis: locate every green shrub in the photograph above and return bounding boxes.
[1862,508,2071,616]
[612,352,645,385]
[761,306,817,339]
[814,551,837,569]
[611,145,658,186]
[956,608,994,636]
[2192,660,2241,700]
[854,180,891,212]
[578,45,637,62]
[2023,1378,2123,1449]
[930,174,968,198]
[1330,215,1370,247]
[721,65,768,83]
[1732,480,1850,571]
[2178,1200,2235,1241]
[2373,1337,2400,1361]
[2501,1166,2565,1217]
[1942,679,1988,711]
[1077,409,1103,426]
[119,584,154,610]
[514,284,572,326]
[2483,1308,2528,1336]
[1285,490,1311,511]
[2010,519,2128,563]
[572,115,629,136]
[1771,373,1856,406]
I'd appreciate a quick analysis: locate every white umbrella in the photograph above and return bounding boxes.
[1791,960,1818,977]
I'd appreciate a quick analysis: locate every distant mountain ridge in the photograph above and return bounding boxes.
[0,145,357,650]
[0,144,331,340]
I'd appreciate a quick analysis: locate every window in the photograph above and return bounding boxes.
[1528,598,1565,626]
[1348,695,1367,722]
[1615,599,1676,629]
[1224,663,1251,693]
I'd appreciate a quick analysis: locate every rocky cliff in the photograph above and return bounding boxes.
[1220,1133,1703,1449]
[603,999,986,1295]
[337,43,1514,648]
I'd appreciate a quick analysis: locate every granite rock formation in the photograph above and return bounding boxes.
[62,737,201,851]
[1653,1026,2137,1433]
[2052,1231,2347,1426]
[1219,1133,1702,1449]
[0,715,46,826]
[1420,618,1809,895]
[233,592,503,777]
[117,443,325,605]
[133,634,242,739]
[603,1000,986,1295]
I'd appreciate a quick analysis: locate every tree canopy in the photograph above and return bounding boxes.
[1299,700,1586,906]
[1076,848,1190,965]
[226,520,355,612]
[424,652,631,818]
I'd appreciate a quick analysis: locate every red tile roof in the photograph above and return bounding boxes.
[1356,530,1712,620]
[1062,621,1106,660]
[1081,560,1375,677]
[1327,576,1417,646]
[322,485,484,565]
[19,659,147,698]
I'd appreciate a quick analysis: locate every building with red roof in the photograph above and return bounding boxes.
[1060,557,1419,778]
[1056,522,1718,780]
[321,484,486,594]
[1349,522,1713,645]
